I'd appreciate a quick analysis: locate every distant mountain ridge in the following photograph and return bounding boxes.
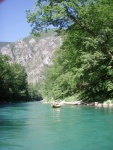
[0,30,62,84]
[0,42,14,49]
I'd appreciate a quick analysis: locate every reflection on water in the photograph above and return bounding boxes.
[0,102,113,150]
[51,108,61,122]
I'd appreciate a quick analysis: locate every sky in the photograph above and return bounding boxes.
[0,0,36,42]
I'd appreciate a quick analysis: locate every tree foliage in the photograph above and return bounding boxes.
[0,55,29,103]
[27,0,113,102]
[28,83,42,101]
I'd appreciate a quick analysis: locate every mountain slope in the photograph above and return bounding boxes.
[0,30,62,84]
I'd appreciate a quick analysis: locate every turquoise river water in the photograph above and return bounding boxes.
[0,101,113,150]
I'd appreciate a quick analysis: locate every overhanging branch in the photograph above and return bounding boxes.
[65,7,96,37]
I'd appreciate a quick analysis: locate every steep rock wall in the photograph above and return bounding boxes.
[0,32,62,84]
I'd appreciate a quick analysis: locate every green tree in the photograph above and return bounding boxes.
[0,54,29,103]
[9,63,28,102]
[28,83,42,101]
[27,0,113,102]
[0,55,11,102]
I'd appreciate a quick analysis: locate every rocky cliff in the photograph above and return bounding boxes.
[0,30,62,84]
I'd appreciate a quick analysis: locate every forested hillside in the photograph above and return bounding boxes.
[0,30,62,84]
[0,30,62,103]
[0,55,29,103]
[27,0,113,102]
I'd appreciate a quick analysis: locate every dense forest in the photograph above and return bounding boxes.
[0,54,42,103]
[27,0,113,103]
[0,54,28,103]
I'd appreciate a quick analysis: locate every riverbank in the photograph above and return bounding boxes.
[42,98,113,108]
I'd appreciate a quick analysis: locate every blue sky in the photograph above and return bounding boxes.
[0,0,36,42]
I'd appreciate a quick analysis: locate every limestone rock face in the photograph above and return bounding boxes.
[0,31,62,84]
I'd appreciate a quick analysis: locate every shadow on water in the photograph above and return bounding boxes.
[0,102,32,131]
[0,102,29,108]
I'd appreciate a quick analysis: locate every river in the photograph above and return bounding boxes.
[0,101,113,150]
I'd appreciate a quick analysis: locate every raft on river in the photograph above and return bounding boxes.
[52,101,61,108]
